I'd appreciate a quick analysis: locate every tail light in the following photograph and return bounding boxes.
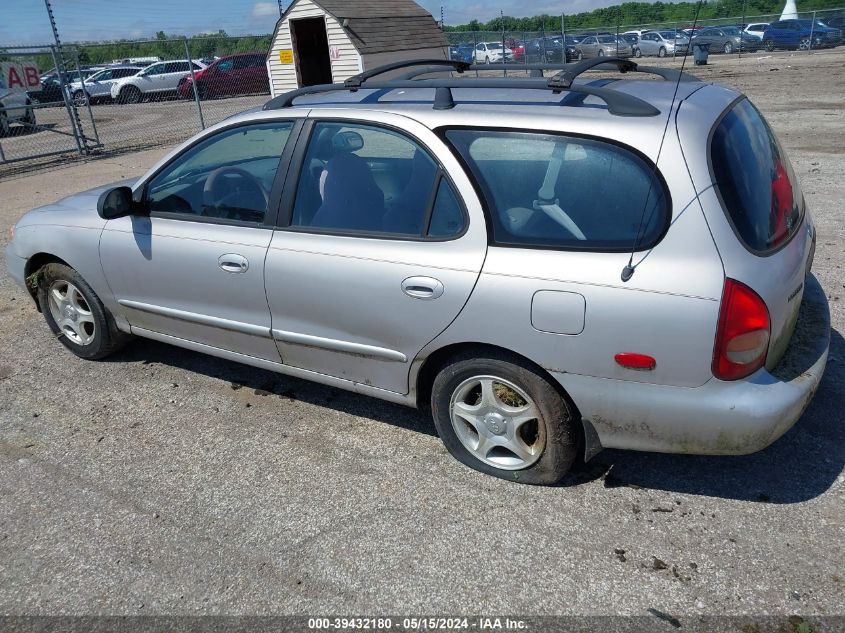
[712,278,770,381]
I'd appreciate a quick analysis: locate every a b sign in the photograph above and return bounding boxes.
[0,62,41,92]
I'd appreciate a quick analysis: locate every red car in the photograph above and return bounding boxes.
[177,52,269,100]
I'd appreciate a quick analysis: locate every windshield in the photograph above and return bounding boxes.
[598,35,616,43]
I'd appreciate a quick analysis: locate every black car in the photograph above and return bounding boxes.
[27,75,68,105]
[523,37,577,64]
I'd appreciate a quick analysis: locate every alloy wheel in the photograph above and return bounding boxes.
[449,375,545,470]
[47,280,96,346]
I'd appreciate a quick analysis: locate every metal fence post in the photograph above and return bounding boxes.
[501,10,507,77]
[49,45,84,155]
[184,38,205,130]
[739,0,747,59]
[71,51,101,149]
[808,11,816,52]
[561,13,567,48]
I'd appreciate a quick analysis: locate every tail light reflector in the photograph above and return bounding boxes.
[712,278,770,381]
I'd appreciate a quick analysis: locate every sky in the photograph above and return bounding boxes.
[3,0,622,46]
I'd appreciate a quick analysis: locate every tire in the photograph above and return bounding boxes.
[597,49,605,57]
[724,42,733,54]
[430,351,578,485]
[764,39,775,52]
[658,46,667,58]
[0,110,9,137]
[119,86,141,105]
[484,56,490,64]
[23,103,36,125]
[634,47,642,58]
[35,263,130,360]
[576,50,583,61]
[799,37,811,51]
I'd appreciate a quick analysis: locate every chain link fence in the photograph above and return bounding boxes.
[445,7,844,65]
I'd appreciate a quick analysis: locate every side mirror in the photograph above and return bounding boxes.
[97,186,138,220]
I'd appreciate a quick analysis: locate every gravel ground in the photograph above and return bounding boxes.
[0,49,843,623]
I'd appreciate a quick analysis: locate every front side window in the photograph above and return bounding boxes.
[446,130,669,250]
[143,64,165,76]
[291,122,465,238]
[710,98,803,253]
[147,122,294,223]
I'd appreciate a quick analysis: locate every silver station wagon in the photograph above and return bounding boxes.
[6,59,830,484]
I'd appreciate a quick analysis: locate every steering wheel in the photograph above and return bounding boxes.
[202,166,268,221]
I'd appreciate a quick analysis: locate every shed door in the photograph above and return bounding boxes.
[290,17,333,87]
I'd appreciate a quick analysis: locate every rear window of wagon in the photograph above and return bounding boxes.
[710,98,804,253]
[445,129,669,251]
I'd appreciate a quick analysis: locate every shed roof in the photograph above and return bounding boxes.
[276,0,447,54]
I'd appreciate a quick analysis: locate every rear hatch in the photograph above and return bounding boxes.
[708,97,814,370]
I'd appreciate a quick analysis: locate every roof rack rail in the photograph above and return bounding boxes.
[399,59,700,85]
[263,57,685,117]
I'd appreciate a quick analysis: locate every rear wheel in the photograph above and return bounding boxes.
[23,103,36,125]
[36,263,130,360]
[576,49,583,61]
[724,41,734,54]
[658,46,667,57]
[119,86,141,104]
[764,39,775,51]
[634,47,642,58]
[597,49,605,57]
[431,352,578,485]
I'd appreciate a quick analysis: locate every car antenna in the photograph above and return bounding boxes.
[621,0,704,283]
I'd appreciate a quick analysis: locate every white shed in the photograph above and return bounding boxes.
[267,0,448,97]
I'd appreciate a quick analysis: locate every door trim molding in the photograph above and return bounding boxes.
[271,328,408,362]
[118,300,271,338]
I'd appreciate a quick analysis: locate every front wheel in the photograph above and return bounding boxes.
[799,37,811,50]
[119,86,141,104]
[764,39,775,52]
[36,263,130,360]
[724,42,734,54]
[72,90,87,106]
[0,110,10,137]
[431,352,578,485]
[576,50,583,61]
[658,46,667,58]
[634,47,642,58]
[597,49,605,57]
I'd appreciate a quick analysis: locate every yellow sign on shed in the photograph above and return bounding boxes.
[279,49,294,64]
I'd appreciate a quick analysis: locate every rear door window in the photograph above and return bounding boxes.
[710,98,803,253]
[445,129,668,251]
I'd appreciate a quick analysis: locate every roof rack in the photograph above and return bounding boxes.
[264,57,698,117]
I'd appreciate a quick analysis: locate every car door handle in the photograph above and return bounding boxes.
[401,276,444,300]
[218,253,249,273]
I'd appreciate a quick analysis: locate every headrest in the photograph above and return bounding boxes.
[332,130,364,153]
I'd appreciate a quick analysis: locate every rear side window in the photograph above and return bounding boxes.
[446,130,668,250]
[710,98,803,253]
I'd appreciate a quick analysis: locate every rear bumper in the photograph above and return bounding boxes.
[554,274,830,456]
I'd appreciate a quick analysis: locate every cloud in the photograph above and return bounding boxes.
[251,2,279,18]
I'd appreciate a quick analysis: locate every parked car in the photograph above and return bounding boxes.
[177,52,269,100]
[26,74,68,105]
[510,41,526,62]
[620,33,641,57]
[575,35,633,59]
[690,26,760,54]
[638,30,690,57]
[762,19,843,51]
[6,58,829,485]
[68,66,142,105]
[0,86,36,136]
[474,42,512,63]
[743,22,770,40]
[110,59,206,104]
[823,15,845,31]
[523,37,576,63]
